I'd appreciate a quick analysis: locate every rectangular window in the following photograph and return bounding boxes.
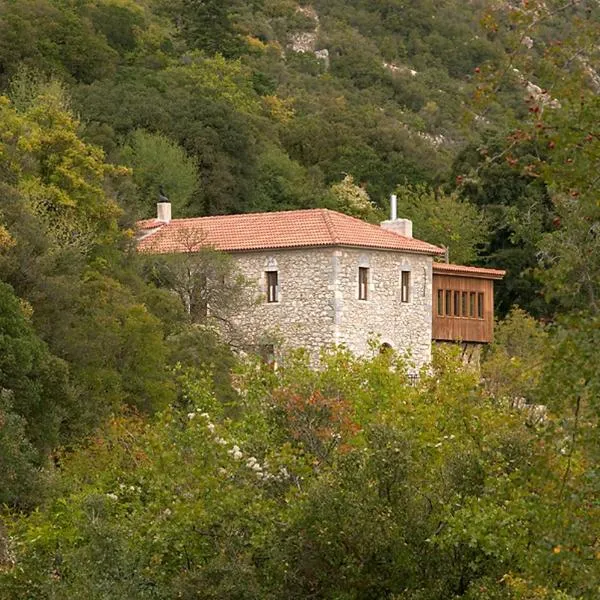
[469,292,476,318]
[477,292,484,319]
[266,271,278,303]
[461,292,468,317]
[437,289,444,316]
[401,271,410,303]
[454,291,460,317]
[358,267,369,300]
[445,290,452,316]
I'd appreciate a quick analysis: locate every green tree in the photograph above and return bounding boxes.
[467,0,600,316]
[395,184,488,264]
[142,240,253,338]
[74,61,264,215]
[0,80,177,439]
[451,134,555,317]
[0,390,42,508]
[0,282,71,507]
[330,174,381,222]
[0,0,119,86]
[249,143,325,212]
[5,346,597,598]
[157,0,247,57]
[481,307,549,407]
[119,129,199,218]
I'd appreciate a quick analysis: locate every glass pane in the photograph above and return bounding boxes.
[454,291,460,316]
[267,271,278,302]
[445,290,452,316]
[401,271,410,303]
[437,289,444,315]
[469,292,476,317]
[478,292,484,318]
[359,267,368,300]
[462,292,468,316]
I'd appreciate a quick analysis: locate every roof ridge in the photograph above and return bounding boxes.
[320,209,340,245]
[167,208,325,224]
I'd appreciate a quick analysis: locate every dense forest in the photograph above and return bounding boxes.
[0,0,599,598]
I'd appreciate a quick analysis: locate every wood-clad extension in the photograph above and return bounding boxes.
[432,263,505,343]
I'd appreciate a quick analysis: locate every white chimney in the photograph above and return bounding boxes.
[381,218,412,238]
[157,202,171,223]
[380,193,412,238]
[390,194,397,221]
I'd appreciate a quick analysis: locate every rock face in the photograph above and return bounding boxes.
[513,69,561,109]
[288,5,319,53]
[314,48,330,69]
[383,62,418,77]
[287,5,329,69]
[231,246,433,369]
[289,31,318,54]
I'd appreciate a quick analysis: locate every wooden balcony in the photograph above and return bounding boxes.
[432,263,505,344]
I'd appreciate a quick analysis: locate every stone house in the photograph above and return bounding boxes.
[137,202,504,369]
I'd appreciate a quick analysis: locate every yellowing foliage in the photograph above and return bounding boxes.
[0,87,124,248]
[262,94,295,123]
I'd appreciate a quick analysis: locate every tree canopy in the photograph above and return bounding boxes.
[0,1,599,598]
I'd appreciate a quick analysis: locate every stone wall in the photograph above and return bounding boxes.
[333,248,433,369]
[231,248,336,357]
[230,246,433,368]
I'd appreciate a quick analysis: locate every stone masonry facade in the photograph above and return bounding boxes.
[231,248,336,357]
[231,246,433,369]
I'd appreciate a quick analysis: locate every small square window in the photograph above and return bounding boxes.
[266,271,278,303]
[358,267,369,300]
[401,271,410,303]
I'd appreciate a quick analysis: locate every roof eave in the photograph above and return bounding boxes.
[137,242,445,256]
[221,243,444,256]
[432,266,506,280]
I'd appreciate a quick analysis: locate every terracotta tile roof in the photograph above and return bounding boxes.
[136,208,445,256]
[433,262,506,279]
[137,218,164,230]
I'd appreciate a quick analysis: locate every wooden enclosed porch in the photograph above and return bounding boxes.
[432,263,505,344]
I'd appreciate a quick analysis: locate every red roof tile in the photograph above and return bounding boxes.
[433,262,505,279]
[137,218,164,230]
[136,209,445,256]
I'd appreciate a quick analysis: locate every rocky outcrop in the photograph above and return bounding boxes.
[287,5,329,68]
[383,62,418,77]
[288,6,319,53]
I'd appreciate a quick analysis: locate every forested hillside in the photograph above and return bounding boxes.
[0,1,599,599]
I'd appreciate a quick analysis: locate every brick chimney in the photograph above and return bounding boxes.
[380,194,412,238]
